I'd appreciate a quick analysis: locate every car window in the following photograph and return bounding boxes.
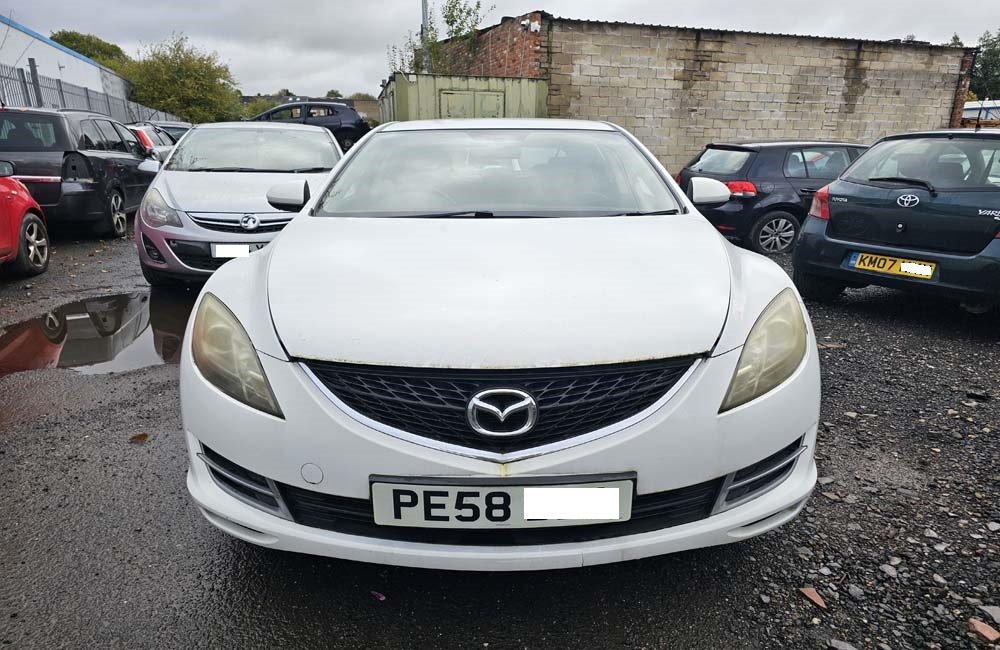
[845,137,1000,189]
[0,113,66,151]
[269,106,302,120]
[783,151,807,178]
[308,105,336,117]
[802,147,852,179]
[113,123,144,156]
[94,120,127,153]
[147,129,169,146]
[78,120,106,150]
[317,129,681,218]
[164,127,340,172]
[689,148,752,174]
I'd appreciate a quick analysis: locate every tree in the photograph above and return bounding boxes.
[946,33,963,47]
[277,88,295,97]
[242,96,279,119]
[325,89,343,98]
[119,34,241,123]
[388,0,493,74]
[348,92,377,101]
[50,30,130,71]
[971,28,1000,100]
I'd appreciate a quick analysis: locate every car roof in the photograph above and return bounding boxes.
[134,120,193,127]
[381,118,618,132]
[707,140,867,150]
[879,129,1000,141]
[191,121,332,132]
[269,101,350,109]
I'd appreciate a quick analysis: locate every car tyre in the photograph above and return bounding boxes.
[748,211,800,255]
[95,188,128,239]
[7,212,49,276]
[793,267,845,302]
[335,130,357,151]
[141,263,182,287]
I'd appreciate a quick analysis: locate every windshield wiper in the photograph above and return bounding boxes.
[402,211,497,218]
[288,166,332,173]
[868,176,937,196]
[186,166,259,172]
[611,209,681,216]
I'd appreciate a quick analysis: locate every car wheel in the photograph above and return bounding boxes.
[749,211,800,255]
[8,212,49,276]
[336,132,357,151]
[141,263,184,287]
[793,267,845,302]
[95,189,128,239]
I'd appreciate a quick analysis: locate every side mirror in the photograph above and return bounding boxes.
[267,180,311,212]
[0,161,13,177]
[689,177,732,206]
[138,159,161,175]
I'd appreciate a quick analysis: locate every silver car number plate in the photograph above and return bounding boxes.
[371,479,633,529]
[212,243,268,258]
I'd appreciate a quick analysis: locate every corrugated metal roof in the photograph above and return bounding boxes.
[492,10,969,49]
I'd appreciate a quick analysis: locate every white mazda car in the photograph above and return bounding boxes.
[181,119,820,571]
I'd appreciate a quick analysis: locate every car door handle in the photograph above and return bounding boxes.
[800,188,818,194]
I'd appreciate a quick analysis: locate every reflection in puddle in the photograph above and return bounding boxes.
[0,289,197,378]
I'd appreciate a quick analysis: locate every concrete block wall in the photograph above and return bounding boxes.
[544,20,971,170]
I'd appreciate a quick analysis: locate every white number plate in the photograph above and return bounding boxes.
[371,479,633,529]
[211,243,268,258]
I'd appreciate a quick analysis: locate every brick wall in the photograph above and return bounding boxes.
[437,12,547,78]
[545,19,972,170]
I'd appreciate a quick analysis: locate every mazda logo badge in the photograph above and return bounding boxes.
[896,194,920,208]
[467,388,538,437]
[240,214,260,231]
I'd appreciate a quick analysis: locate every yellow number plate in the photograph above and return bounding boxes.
[848,252,936,279]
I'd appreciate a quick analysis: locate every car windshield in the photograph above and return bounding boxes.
[688,147,752,174]
[164,127,339,172]
[845,137,1000,190]
[0,113,67,151]
[315,128,680,218]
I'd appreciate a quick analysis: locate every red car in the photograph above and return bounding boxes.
[0,160,48,276]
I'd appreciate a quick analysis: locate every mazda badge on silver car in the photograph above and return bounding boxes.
[180,119,820,571]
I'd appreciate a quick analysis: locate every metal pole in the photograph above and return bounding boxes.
[421,0,431,73]
[27,58,43,107]
[55,79,66,108]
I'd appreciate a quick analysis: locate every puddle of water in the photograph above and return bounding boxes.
[0,289,197,378]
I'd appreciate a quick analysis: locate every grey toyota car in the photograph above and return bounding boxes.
[792,130,1000,313]
[135,122,342,286]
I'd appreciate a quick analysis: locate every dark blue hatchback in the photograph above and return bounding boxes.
[677,141,867,254]
[792,130,1000,312]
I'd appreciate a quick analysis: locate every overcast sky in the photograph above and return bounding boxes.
[5,0,999,97]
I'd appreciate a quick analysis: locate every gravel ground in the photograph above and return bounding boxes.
[1,234,998,650]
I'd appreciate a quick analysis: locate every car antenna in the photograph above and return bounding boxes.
[974,97,986,132]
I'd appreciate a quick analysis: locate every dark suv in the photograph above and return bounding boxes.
[677,141,867,254]
[793,130,1000,312]
[0,108,158,237]
[250,101,370,150]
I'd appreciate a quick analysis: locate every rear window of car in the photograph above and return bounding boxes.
[784,147,854,180]
[0,113,66,151]
[687,147,752,174]
[845,137,1000,190]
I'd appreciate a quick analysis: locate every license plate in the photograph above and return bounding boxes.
[370,478,634,529]
[848,252,936,279]
[211,243,268,258]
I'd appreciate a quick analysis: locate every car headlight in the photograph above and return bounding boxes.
[139,188,182,228]
[191,293,283,418]
[720,288,807,412]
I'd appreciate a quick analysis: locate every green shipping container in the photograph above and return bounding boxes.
[379,72,548,122]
